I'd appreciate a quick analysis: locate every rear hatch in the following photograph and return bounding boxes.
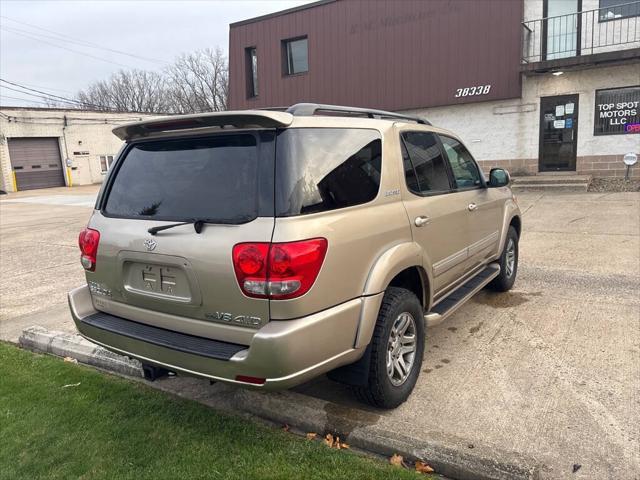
[85,130,276,344]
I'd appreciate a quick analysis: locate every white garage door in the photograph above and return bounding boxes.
[8,137,66,190]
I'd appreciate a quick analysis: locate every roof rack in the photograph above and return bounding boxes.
[284,103,431,125]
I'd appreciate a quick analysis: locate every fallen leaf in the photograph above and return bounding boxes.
[61,382,81,389]
[306,432,317,441]
[324,433,334,448]
[337,440,350,450]
[63,357,78,364]
[282,424,290,432]
[415,461,434,474]
[389,454,403,467]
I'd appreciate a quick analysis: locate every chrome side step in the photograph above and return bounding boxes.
[424,263,500,327]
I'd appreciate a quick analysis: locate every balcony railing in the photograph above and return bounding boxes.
[522,1,640,63]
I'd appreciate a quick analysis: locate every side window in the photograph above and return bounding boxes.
[401,142,421,193]
[439,136,481,189]
[275,129,382,216]
[401,131,451,194]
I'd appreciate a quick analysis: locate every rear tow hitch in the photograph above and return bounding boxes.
[142,364,171,381]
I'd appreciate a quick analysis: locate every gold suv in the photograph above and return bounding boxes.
[69,104,521,408]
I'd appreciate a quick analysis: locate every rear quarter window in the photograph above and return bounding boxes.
[275,128,382,217]
[103,132,275,222]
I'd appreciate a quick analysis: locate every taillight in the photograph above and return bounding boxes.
[78,227,100,271]
[232,238,328,300]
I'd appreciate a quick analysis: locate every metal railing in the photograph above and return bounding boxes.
[522,1,640,63]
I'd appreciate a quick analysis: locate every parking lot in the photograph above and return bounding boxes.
[1,186,638,479]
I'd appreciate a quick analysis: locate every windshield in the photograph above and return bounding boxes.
[103,132,274,223]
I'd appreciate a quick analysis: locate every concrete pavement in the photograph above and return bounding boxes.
[2,187,639,479]
[0,186,97,341]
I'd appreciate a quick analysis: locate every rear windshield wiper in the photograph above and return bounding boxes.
[147,216,253,235]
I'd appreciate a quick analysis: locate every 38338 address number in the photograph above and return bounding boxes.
[454,85,491,98]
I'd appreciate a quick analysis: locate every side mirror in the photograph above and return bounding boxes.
[488,168,510,188]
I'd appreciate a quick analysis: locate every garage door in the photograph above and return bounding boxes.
[8,137,66,190]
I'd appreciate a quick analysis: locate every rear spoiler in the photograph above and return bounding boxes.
[112,110,294,141]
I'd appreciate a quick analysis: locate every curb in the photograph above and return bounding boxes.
[19,326,143,378]
[19,326,541,480]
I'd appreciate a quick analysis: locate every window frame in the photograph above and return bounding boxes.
[399,131,456,198]
[245,46,258,98]
[281,36,309,76]
[598,0,640,22]
[99,154,115,174]
[438,134,486,191]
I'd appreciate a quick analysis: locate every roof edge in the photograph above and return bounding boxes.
[230,0,336,28]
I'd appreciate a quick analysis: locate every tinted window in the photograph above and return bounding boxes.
[284,37,309,75]
[276,129,381,216]
[401,132,451,194]
[104,133,274,223]
[401,142,421,193]
[439,135,481,189]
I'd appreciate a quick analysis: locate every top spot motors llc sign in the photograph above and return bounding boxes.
[594,85,640,135]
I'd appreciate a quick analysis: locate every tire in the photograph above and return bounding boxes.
[488,225,519,292]
[354,287,425,409]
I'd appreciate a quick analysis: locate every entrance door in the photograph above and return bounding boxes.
[539,95,579,172]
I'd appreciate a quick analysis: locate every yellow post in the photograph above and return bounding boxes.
[12,170,18,192]
[66,167,73,187]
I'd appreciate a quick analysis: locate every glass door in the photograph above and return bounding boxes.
[539,95,579,172]
[544,0,581,60]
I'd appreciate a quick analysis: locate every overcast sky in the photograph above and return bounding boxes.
[0,0,312,107]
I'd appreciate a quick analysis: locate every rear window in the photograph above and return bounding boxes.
[275,128,382,217]
[103,133,274,222]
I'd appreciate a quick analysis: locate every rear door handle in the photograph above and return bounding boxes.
[414,216,430,227]
[468,203,478,211]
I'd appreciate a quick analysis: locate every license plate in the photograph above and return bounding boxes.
[123,262,192,302]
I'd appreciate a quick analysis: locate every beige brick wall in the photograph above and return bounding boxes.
[0,108,156,192]
[478,155,640,179]
[403,63,639,179]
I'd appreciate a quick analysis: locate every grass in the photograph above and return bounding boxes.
[0,343,430,480]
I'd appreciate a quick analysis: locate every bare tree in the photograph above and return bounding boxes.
[164,48,228,113]
[77,69,169,113]
[75,48,228,114]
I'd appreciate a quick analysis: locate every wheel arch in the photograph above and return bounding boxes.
[355,242,431,349]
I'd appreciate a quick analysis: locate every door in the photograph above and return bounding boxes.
[543,0,581,60]
[399,131,469,294]
[539,94,579,172]
[439,135,501,270]
[7,137,66,190]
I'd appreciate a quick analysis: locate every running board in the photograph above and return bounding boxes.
[424,263,500,327]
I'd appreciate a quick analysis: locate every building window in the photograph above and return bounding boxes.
[245,47,258,98]
[100,155,114,173]
[282,37,308,75]
[599,0,640,21]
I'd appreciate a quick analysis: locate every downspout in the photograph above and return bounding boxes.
[62,115,72,187]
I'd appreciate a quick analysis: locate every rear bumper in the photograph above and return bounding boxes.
[69,285,373,390]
